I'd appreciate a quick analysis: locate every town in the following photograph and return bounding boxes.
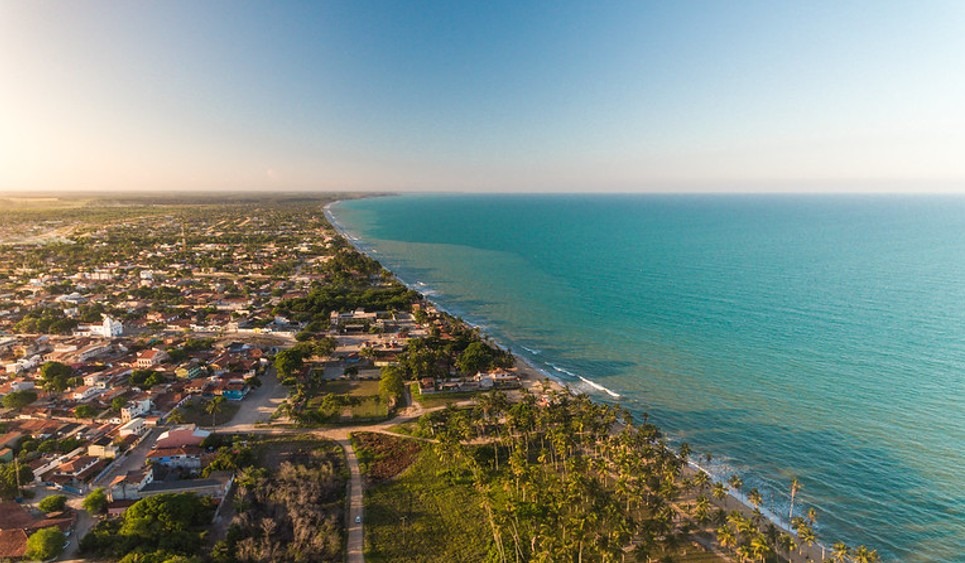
[0,196,525,561]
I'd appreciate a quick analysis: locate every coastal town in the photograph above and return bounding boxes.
[0,196,873,563]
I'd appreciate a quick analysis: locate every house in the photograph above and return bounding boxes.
[108,467,154,502]
[146,445,203,469]
[175,361,203,379]
[121,397,152,421]
[118,417,147,437]
[71,384,102,402]
[88,435,120,458]
[83,372,107,388]
[0,501,75,560]
[218,379,249,401]
[155,425,209,449]
[135,348,168,368]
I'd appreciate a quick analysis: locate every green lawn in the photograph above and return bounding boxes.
[303,379,389,422]
[171,396,241,426]
[364,448,491,562]
[409,382,476,409]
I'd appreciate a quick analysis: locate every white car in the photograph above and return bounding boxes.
[354,515,361,524]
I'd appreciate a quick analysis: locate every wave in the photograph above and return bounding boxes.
[547,363,622,398]
[520,345,541,355]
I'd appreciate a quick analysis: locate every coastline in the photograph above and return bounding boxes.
[324,198,830,562]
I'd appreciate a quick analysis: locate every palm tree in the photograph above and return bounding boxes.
[167,408,186,424]
[749,533,772,562]
[712,481,728,501]
[830,541,850,563]
[789,477,801,524]
[716,526,737,554]
[748,487,763,510]
[729,474,743,495]
[851,545,880,563]
[205,396,226,426]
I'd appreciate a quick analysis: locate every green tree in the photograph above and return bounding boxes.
[378,364,405,407]
[39,361,73,392]
[0,461,33,499]
[83,487,108,514]
[273,349,304,379]
[38,494,68,513]
[75,404,98,419]
[1,389,37,409]
[112,396,128,412]
[455,341,493,375]
[205,396,226,426]
[25,526,66,561]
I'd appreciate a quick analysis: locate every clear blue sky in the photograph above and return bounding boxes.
[2,1,964,193]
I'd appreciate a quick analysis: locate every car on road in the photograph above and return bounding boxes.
[355,515,361,524]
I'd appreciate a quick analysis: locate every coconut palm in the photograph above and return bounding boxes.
[789,477,801,523]
[748,487,763,510]
[712,481,728,501]
[729,474,743,494]
[830,541,850,562]
[851,545,880,563]
[205,396,226,426]
[716,526,737,554]
[750,533,772,562]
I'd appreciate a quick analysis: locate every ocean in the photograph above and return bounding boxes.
[330,194,965,562]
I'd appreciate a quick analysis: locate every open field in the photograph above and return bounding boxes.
[363,448,491,562]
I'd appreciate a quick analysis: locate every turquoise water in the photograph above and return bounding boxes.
[331,194,965,562]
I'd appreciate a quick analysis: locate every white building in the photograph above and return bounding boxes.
[121,397,152,422]
[74,315,124,338]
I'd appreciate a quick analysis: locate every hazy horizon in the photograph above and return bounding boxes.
[3,1,965,194]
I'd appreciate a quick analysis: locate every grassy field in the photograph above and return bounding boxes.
[364,448,491,562]
[305,379,389,421]
[409,382,476,409]
[172,396,241,426]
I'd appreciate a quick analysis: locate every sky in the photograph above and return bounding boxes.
[2,0,965,194]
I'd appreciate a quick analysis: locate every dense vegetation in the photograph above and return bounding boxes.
[80,493,216,561]
[213,440,347,562]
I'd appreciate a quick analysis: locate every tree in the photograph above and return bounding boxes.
[0,461,33,499]
[851,545,881,563]
[25,526,66,561]
[455,341,493,375]
[75,404,98,420]
[378,365,406,407]
[273,349,305,379]
[830,541,850,563]
[205,397,226,426]
[39,361,73,392]
[38,494,68,513]
[1,389,37,409]
[788,477,801,523]
[83,487,108,514]
[112,396,128,412]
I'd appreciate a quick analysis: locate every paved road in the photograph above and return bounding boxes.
[339,438,365,563]
[92,427,160,487]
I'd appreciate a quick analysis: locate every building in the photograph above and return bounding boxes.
[135,348,168,368]
[118,417,147,437]
[121,397,152,422]
[74,315,124,338]
[154,425,209,449]
[146,445,203,469]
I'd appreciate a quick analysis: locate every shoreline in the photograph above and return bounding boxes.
[324,198,830,562]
